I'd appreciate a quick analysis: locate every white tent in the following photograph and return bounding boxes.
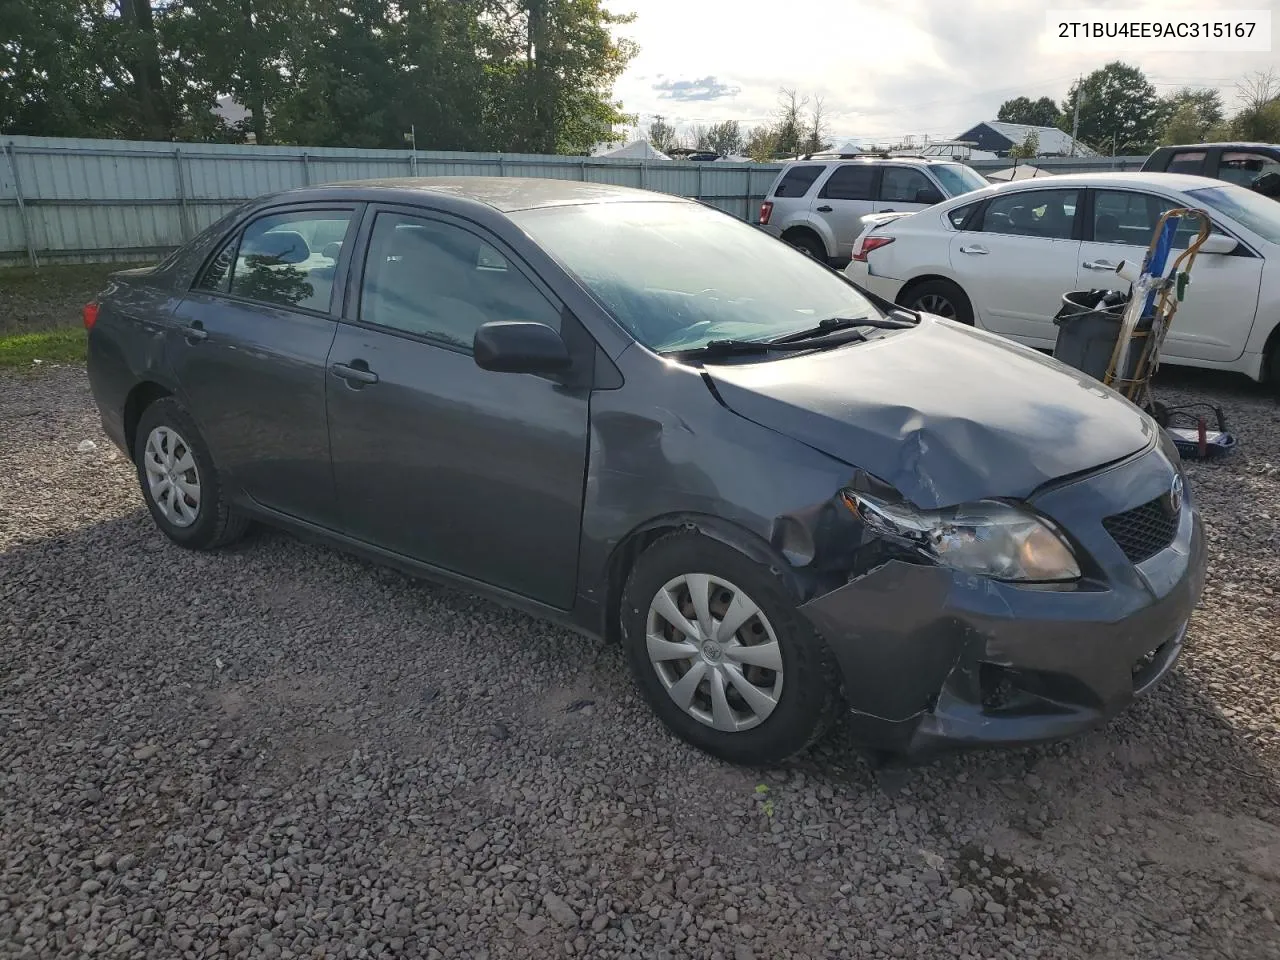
[987,163,1049,182]
[595,140,672,161]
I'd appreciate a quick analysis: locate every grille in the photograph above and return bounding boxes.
[1103,496,1179,564]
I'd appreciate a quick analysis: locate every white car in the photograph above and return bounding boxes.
[844,172,1280,384]
[757,155,989,263]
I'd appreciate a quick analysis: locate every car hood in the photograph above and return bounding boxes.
[704,317,1157,509]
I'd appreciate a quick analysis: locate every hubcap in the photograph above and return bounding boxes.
[645,573,784,733]
[143,426,201,528]
[916,293,956,319]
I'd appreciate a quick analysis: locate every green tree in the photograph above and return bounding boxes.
[1158,87,1224,144]
[647,115,676,153]
[1,0,638,154]
[1009,129,1040,159]
[997,95,1060,127]
[772,88,806,157]
[1060,62,1164,154]
[744,123,778,162]
[703,120,743,156]
[1229,69,1280,141]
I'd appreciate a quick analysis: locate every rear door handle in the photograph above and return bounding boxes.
[958,244,988,255]
[330,361,379,386]
[815,205,833,212]
[1083,260,1118,271]
[184,321,208,343]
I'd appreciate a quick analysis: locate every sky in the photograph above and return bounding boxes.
[604,0,1280,148]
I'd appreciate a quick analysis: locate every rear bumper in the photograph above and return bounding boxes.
[843,261,904,303]
[798,445,1207,759]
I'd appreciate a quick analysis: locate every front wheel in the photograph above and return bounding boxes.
[620,533,842,765]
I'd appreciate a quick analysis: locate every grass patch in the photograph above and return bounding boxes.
[0,328,87,369]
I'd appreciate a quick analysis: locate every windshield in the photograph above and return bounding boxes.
[1186,183,1280,244]
[931,163,988,196]
[509,201,882,353]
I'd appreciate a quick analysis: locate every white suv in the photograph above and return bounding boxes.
[757,155,989,264]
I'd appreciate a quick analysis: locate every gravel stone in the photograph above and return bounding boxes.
[542,892,578,926]
[3,363,1280,960]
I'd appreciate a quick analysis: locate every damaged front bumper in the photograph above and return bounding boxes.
[797,447,1207,759]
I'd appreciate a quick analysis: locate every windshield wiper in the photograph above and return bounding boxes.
[769,313,917,345]
[666,326,871,360]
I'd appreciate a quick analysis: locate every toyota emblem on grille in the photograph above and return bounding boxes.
[1167,474,1184,516]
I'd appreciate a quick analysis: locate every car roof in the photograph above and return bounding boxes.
[258,176,690,214]
[1158,142,1278,150]
[781,156,961,167]
[983,171,1233,192]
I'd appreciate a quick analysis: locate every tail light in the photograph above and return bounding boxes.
[759,201,773,225]
[851,236,895,262]
[82,302,99,330]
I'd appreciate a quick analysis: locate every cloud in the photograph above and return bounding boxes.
[610,0,1272,142]
[652,75,742,102]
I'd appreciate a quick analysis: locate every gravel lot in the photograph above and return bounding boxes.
[2,365,1279,960]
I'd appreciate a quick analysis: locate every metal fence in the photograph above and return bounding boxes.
[0,135,787,266]
[0,134,1151,267]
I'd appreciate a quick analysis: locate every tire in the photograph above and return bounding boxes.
[133,397,248,550]
[1268,343,1280,395]
[619,532,843,766]
[901,278,974,326]
[784,231,828,263]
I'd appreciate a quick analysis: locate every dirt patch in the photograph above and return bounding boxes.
[0,262,154,336]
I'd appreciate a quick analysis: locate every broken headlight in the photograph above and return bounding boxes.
[842,493,1081,582]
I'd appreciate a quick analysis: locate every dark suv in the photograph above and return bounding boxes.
[1143,143,1280,195]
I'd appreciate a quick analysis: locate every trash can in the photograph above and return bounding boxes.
[1051,290,1151,384]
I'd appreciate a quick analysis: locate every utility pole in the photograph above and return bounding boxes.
[1070,77,1084,158]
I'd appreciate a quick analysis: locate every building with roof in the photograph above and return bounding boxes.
[953,121,1099,159]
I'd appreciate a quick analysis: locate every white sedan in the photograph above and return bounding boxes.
[844,172,1280,384]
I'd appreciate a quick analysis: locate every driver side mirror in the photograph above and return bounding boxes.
[914,188,944,205]
[1198,233,1239,255]
[473,320,571,374]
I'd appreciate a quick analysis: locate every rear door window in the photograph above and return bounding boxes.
[771,165,824,197]
[976,189,1080,240]
[819,164,876,201]
[1165,150,1207,175]
[230,211,354,312]
[194,209,355,313]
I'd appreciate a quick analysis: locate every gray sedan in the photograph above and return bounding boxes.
[85,177,1206,764]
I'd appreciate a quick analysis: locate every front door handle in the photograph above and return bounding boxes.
[330,361,379,386]
[1083,259,1118,272]
[815,205,833,212]
[882,208,895,212]
[184,321,208,343]
[958,244,989,255]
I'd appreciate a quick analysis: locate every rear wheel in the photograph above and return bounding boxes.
[620,533,842,766]
[133,398,248,550]
[783,231,828,263]
[901,278,974,326]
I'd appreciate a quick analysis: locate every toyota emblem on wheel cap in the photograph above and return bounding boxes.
[1167,474,1184,516]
